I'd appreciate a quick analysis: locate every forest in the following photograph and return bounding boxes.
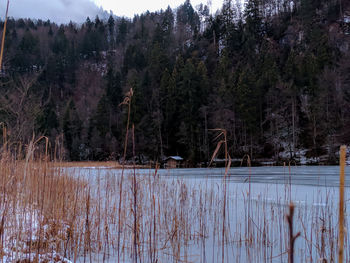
[0,0,349,165]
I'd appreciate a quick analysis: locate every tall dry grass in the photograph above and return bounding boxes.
[0,127,348,262]
[0,135,90,261]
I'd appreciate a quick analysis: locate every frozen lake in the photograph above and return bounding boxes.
[147,166,347,187]
[77,165,348,186]
[64,165,349,263]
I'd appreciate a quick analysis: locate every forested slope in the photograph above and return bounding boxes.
[0,0,349,164]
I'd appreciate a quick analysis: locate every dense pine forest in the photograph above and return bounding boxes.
[0,0,349,165]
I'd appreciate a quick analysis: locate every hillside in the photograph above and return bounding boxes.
[0,0,349,165]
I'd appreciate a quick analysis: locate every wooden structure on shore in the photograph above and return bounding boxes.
[164,156,183,168]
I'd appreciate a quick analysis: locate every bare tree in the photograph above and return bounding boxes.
[0,71,44,142]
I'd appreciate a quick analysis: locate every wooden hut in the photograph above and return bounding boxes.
[164,156,183,168]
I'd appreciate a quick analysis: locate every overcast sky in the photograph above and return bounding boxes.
[93,0,224,17]
[0,0,224,24]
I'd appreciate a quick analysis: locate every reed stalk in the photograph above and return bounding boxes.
[132,124,138,263]
[338,145,346,263]
[209,128,231,263]
[117,88,133,263]
[0,0,9,72]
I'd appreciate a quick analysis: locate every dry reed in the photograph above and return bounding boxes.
[0,0,9,72]
[0,130,348,262]
[339,145,346,263]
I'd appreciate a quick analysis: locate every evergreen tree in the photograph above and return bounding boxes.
[108,15,115,48]
[117,18,128,45]
[243,0,263,59]
[63,100,82,160]
[35,98,58,136]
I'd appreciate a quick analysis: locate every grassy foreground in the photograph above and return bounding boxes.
[0,141,348,262]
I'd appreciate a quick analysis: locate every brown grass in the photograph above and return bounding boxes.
[0,131,348,262]
[0,140,88,262]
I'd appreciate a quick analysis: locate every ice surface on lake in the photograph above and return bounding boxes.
[63,165,349,263]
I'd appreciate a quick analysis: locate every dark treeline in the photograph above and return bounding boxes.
[0,0,349,164]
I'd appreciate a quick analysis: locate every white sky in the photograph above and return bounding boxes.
[0,0,104,23]
[0,0,224,24]
[93,0,224,17]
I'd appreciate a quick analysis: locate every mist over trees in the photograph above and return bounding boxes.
[0,0,349,164]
